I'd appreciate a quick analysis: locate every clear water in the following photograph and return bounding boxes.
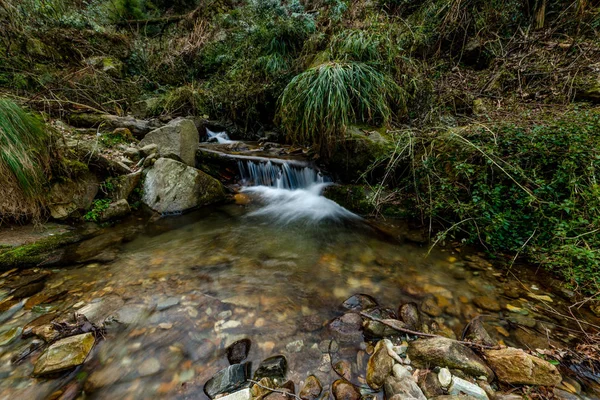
[0,202,596,399]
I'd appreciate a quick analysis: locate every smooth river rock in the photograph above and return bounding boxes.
[142,158,225,214]
[367,339,395,390]
[332,379,361,400]
[33,333,95,375]
[227,338,251,364]
[384,364,427,400]
[253,355,287,384]
[407,337,494,380]
[484,347,562,386]
[299,375,322,400]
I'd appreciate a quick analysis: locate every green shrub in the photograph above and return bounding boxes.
[374,111,600,293]
[84,199,112,222]
[278,62,404,153]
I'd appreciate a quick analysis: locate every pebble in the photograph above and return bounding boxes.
[138,357,161,376]
[286,340,304,353]
[158,322,173,329]
[438,368,452,388]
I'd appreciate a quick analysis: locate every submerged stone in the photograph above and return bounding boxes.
[33,333,95,376]
[254,355,287,383]
[0,326,22,346]
[227,338,251,364]
[204,362,251,399]
[343,294,378,311]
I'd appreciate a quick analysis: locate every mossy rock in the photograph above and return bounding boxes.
[326,126,392,182]
[0,225,83,270]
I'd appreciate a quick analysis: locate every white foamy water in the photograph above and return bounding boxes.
[207,128,235,144]
[242,184,359,223]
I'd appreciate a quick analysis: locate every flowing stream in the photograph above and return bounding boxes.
[0,158,598,399]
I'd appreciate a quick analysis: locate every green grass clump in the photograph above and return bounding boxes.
[278,62,404,153]
[0,98,50,197]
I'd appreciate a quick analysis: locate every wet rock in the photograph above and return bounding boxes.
[286,339,304,353]
[418,371,444,398]
[23,313,60,342]
[0,326,22,346]
[25,289,68,310]
[254,355,287,384]
[407,337,494,380]
[33,332,95,376]
[204,362,252,399]
[84,364,123,391]
[138,357,161,376]
[343,294,378,311]
[300,375,322,400]
[366,339,395,390]
[484,347,562,386]
[473,297,501,312]
[227,338,251,364]
[139,118,199,166]
[398,302,423,331]
[76,295,124,325]
[142,158,225,214]
[464,319,496,347]
[334,360,352,381]
[387,364,427,400]
[157,297,180,311]
[280,380,295,393]
[111,304,149,325]
[448,377,489,400]
[12,281,45,298]
[48,171,99,220]
[218,388,252,400]
[299,314,322,332]
[251,377,276,399]
[332,379,361,400]
[362,307,398,338]
[421,297,443,317]
[318,339,339,353]
[328,313,363,343]
[99,199,130,221]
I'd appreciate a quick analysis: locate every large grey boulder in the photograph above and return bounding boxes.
[142,158,225,214]
[139,118,199,166]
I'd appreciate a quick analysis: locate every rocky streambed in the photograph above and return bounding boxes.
[0,203,599,399]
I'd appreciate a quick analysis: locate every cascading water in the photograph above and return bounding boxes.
[207,128,235,144]
[238,159,358,223]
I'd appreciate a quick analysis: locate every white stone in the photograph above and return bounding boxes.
[286,339,304,353]
[438,368,452,388]
[393,363,412,379]
[449,377,489,400]
[216,388,251,400]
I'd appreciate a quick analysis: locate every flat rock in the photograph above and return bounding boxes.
[0,326,22,346]
[328,313,363,343]
[484,347,562,386]
[407,337,494,380]
[33,332,95,375]
[473,297,501,312]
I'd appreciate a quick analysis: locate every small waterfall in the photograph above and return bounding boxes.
[207,128,235,144]
[237,160,327,189]
[238,160,358,223]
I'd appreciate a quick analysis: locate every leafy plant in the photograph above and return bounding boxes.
[83,199,112,222]
[278,62,405,153]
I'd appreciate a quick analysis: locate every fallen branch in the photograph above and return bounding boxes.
[247,379,301,400]
[359,311,500,350]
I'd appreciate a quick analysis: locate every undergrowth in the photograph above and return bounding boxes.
[369,110,600,293]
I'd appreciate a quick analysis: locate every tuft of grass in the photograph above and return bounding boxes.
[0,98,50,197]
[278,62,405,153]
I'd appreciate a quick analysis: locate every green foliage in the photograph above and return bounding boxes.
[328,28,399,64]
[84,199,112,222]
[0,98,50,197]
[100,128,134,147]
[108,0,146,22]
[278,62,404,153]
[376,111,600,292]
